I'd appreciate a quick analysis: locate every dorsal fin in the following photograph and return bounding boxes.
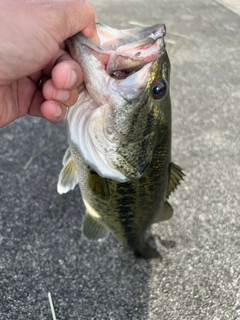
[167,162,184,197]
[57,149,78,194]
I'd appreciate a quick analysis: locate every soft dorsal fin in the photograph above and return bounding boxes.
[167,162,184,197]
[57,149,78,194]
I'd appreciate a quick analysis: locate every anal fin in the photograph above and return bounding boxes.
[83,212,109,241]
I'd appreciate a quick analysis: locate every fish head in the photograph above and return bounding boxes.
[66,24,170,182]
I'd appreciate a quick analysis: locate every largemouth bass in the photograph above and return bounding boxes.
[58,24,184,259]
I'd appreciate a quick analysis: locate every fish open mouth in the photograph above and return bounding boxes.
[110,66,143,79]
[67,24,166,83]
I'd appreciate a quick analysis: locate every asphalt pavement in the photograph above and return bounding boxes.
[0,0,239,319]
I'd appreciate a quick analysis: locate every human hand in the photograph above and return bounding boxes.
[0,0,99,128]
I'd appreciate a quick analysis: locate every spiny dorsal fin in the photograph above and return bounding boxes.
[57,150,78,194]
[83,213,109,241]
[167,162,185,197]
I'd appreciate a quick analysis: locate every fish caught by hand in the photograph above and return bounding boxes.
[57,24,184,259]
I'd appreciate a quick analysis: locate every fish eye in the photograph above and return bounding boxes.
[152,79,166,100]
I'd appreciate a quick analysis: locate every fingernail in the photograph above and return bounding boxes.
[54,105,63,118]
[69,69,79,88]
[55,89,70,102]
[92,34,100,45]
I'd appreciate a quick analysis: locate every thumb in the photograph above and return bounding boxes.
[53,0,100,45]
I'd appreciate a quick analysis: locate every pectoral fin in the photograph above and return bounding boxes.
[83,212,109,241]
[167,162,184,197]
[57,150,78,194]
[88,169,110,200]
[62,147,72,165]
